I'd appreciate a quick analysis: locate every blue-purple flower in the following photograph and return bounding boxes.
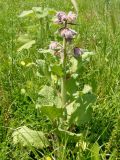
[54,11,67,24]
[74,47,85,57]
[60,28,77,41]
[54,11,77,24]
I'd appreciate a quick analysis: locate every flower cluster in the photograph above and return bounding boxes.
[54,11,77,24]
[54,11,77,41]
[50,11,84,58]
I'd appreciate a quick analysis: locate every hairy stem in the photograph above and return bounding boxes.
[61,37,67,107]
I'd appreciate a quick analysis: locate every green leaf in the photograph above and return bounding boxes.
[82,51,95,61]
[38,49,54,55]
[48,9,56,15]
[36,85,61,108]
[56,128,82,143]
[19,10,33,18]
[17,34,31,43]
[91,143,101,160]
[36,59,48,76]
[66,77,78,97]
[37,85,55,106]
[66,101,76,120]
[50,64,63,77]
[17,40,35,52]
[32,7,42,13]
[69,93,96,126]
[35,8,49,19]
[40,105,64,121]
[12,126,49,149]
[70,57,78,73]
[82,84,92,94]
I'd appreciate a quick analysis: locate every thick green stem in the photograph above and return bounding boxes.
[61,37,67,107]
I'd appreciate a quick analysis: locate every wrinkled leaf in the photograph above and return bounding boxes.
[12,126,49,149]
[17,40,35,52]
[69,93,96,126]
[36,85,61,108]
[40,105,64,121]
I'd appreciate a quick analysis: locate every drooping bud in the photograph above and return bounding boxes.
[67,11,77,23]
[60,28,77,41]
[74,47,86,57]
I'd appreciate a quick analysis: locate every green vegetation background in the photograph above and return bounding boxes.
[0,0,120,159]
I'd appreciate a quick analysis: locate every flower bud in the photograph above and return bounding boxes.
[56,11,67,22]
[67,11,77,23]
[74,47,85,57]
[60,28,77,41]
[49,41,61,51]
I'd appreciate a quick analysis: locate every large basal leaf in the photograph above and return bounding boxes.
[17,40,35,52]
[69,93,96,126]
[40,105,64,121]
[36,85,62,108]
[12,126,49,149]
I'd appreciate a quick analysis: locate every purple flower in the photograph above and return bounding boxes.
[55,11,67,24]
[67,11,77,23]
[74,47,85,57]
[60,28,77,41]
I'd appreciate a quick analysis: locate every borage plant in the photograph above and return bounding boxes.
[13,8,96,159]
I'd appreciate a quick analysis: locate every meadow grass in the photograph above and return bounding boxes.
[0,0,120,159]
